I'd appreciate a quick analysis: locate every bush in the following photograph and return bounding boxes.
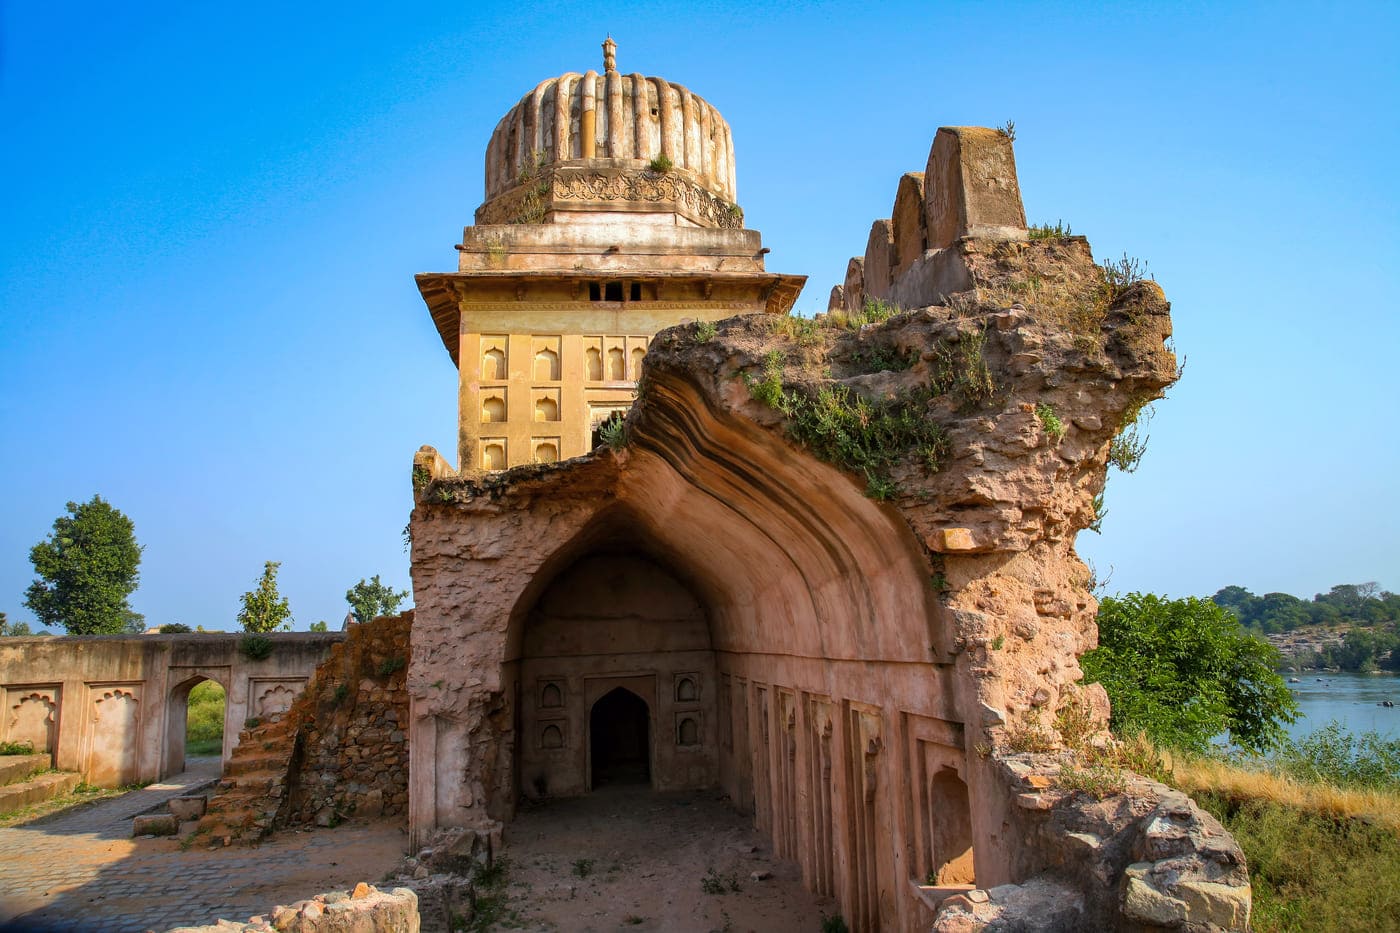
[0,740,36,756]
[237,633,273,661]
[159,622,191,633]
[1082,594,1297,753]
[1274,722,1400,790]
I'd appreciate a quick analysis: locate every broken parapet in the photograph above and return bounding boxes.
[162,883,419,933]
[831,126,1027,314]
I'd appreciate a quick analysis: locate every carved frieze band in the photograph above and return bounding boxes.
[475,167,743,229]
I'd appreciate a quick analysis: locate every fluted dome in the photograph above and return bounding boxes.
[477,40,740,228]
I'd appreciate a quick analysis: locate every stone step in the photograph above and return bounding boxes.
[0,753,51,787]
[225,755,290,777]
[0,770,80,815]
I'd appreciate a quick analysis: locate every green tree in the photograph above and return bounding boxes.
[237,561,292,633]
[0,612,33,637]
[345,575,408,625]
[25,496,144,635]
[1081,593,1298,754]
[309,620,329,632]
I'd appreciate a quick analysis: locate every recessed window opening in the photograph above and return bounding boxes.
[588,282,602,301]
[604,281,624,302]
[630,282,642,301]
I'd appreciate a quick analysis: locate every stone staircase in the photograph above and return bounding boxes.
[0,752,79,815]
[197,714,300,844]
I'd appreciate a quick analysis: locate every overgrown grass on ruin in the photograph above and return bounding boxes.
[185,680,225,756]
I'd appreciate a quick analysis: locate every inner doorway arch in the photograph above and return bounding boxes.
[590,687,651,788]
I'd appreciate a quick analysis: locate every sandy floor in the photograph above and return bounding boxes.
[492,785,833,933]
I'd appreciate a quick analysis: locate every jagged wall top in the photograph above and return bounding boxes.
[482,39,737,207]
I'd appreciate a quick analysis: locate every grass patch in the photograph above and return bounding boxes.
[186,680,224,756]
[647,153,673,173]
[693,319,718,342]
[1028,220,1072,240]
[0,781,128,827]
[1192,791,1400,932]
[0,740,36,755]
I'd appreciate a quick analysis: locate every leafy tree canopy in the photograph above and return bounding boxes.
[1082,593,1297,754]
[1,612,33,637]
[25,496,144,635]
[345,575,408,626]
[237,561,292,633]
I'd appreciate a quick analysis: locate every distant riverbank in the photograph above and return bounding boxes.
[1283,671,1400,740]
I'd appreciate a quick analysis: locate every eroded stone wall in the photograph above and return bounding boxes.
[406,124,1246,932]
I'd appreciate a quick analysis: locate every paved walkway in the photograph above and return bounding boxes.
[0,761,405,933]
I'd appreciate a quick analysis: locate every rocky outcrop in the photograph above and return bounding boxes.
[200,615,411,844]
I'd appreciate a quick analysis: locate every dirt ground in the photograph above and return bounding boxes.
[488,785,835,933]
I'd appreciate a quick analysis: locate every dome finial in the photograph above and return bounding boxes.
[602,36,617,73]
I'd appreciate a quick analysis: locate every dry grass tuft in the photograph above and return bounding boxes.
[1168,753,1400,832]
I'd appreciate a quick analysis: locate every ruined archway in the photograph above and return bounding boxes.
[589,687,650,787]
[164,673,230,777]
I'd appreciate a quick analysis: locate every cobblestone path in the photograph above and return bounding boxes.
[0,760,404,933]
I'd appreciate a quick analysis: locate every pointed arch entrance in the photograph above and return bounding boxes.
[589,687,650,787]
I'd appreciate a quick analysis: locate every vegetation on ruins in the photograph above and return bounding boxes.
[598,412,628,451]
[647,153,673,173]
[237,633,274,660]
[1081,593,1297,753]
[345,574,408,625]
[236,561,292,633]
[24,495,144,635]
[1034,403,1065,442]
[1027,220,1073,240]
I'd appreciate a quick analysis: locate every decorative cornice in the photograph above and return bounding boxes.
[475,165,744,229]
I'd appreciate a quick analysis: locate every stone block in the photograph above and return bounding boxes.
[926,527,979,553]
[133,813,179,836]
[168,794,208,821]
[924,127,1027,250]
[1121,865,1186,927]
[862,219,895,301]
[1178,880,1250,929]
[891,172,927,277]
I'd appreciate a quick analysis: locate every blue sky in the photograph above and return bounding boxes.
[2,1,1396,631]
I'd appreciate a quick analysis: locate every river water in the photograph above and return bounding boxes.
[1283,671,1400,741]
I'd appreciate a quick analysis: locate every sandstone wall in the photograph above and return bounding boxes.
[0,633,340,786]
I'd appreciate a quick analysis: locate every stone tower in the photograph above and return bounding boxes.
[416,39,805,471]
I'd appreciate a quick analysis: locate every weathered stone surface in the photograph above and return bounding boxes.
[892,171,927,276]
[842,255,865,313]
[200,615,411,845]
[168,794,207,821]
[924,126,1027,248]
[932,878,1084,932]
[862,218,896,300]
[133,813,178,836]
[163,885,418,933]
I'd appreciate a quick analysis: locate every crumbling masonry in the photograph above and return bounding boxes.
[399,43,1252,933]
